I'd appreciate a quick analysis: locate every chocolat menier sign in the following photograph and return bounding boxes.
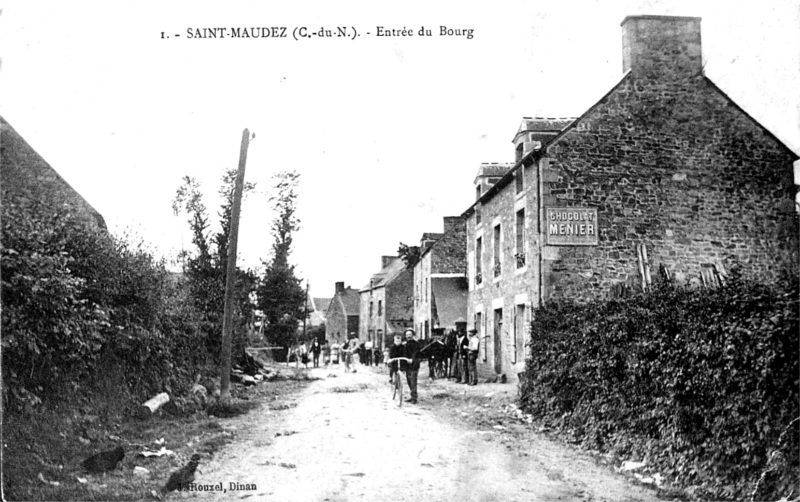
[545,207,598,246]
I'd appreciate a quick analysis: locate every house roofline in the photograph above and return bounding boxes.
[461,72,633,219]
[702,76,799,160]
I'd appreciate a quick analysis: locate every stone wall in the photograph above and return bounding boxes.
[466,169,541,382]
[385,268,414,333]
[541,73,797,303]
[413,252,433,338]
[325,291,359,342]
[430,216,467,274]
[359,287,386,342]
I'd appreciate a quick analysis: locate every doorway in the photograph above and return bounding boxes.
[493,308,503,374]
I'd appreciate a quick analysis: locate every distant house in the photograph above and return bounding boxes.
[359,256,413,351]
[463,15,799,382]
[325,282,360,344]
[1,115,106,229]
[306,294,331,328]
[413,217,468,339]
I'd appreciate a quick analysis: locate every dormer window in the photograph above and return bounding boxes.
[515,142,524,162]
[476,184,482,201]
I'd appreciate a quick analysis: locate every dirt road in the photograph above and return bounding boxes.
[187,364,661,502]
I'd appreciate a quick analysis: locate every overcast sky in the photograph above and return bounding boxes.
[2,0,798,300]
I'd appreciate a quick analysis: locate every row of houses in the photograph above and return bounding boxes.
[324,15,798,382]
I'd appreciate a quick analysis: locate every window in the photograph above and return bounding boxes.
[516,209,525,268]
[378,300,382,316]
[475,237,483,284]
[515,143,524,163]
[369,301,373,317]
[493,224,501,277]
[515,167,524,194]
[476,207,482,226]
[476,184,482,201]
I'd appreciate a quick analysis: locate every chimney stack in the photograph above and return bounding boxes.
[335,281,345,294]
[381,256,397,269]
[621,15,702,78]
[443,216,464,235]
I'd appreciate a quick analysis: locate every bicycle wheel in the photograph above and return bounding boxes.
[394,372,403,407]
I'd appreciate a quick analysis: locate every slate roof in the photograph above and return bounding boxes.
[513,117,576,144]
[337,289,361,315]
[360,256,407,291]
[311,297,331,313]
[475,162,515,178]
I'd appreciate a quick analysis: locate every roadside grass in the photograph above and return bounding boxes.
[3,365,315,501]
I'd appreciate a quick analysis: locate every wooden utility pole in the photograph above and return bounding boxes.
[219,128,250,403]
[302,281,309,342]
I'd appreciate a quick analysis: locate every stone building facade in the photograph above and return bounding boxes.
[359,256,413,351]
[463,15,799,382]
[1,116,106,229]
[325,282,360,345]
[413,217,468,339]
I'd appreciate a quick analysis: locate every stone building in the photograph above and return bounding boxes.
[325,282,360,344]
[1,116,106,229]
[359,256,413,351]
[413,216,468,339]
[463,15,799,382]
[305,294,330,328]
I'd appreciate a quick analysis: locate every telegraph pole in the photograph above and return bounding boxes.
[219,128,250,403]
[302,281,309,342]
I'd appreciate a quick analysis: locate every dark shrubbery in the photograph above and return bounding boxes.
[519,274,799,500]
[1,197,213,410]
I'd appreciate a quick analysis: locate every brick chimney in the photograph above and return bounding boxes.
[621,15,702,78]
[335,281,345,294]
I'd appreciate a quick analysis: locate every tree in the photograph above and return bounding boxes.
[397,242,421,270]
[172,170,256,358]
[256,171,306,356]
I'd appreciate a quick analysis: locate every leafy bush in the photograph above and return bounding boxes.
[1,196,213,409]
[519,274,799,500]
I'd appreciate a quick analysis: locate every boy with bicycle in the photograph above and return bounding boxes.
[388,334,406,384]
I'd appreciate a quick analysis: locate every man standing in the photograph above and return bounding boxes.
[456,328,469,384]
[343,334,357,372]
[403,329,421,404]
[364,338,373,366]
[309,338,322,368]
[467,328,479,386]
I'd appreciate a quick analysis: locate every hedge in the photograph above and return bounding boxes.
[1,196,215,409]
[519,274,799,500]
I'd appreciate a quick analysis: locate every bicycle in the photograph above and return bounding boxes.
[385,357,411,407]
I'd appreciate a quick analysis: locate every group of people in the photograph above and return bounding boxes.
[452,328,480,386]
[288,326,481,400]
[289,334,384,371]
